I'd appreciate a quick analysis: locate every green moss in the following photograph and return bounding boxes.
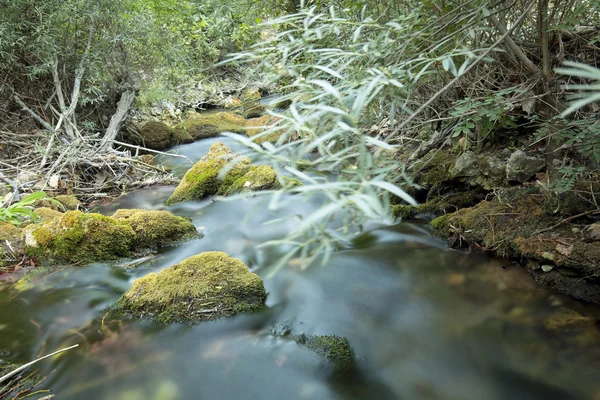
[392,191,482,221]
[415,150,457,187]
[139,122,173,150]
[112,209,200,249]
[224,165,281,195]
[294,334,357,372]
[171,128,194,145]
[0,223,22,242]
[430,213,454,231]
[165,143,250,205]
[178,112,247,140]
[114,251,267,324]
[240,88,261,102]
[54,195,81,211]
[26,211,136,264]
[246,115,284,144]
[242,101,265,118]
[34,207,63,221]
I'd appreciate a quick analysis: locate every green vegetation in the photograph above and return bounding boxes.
[0,192,56,226]
[114,251,267,323]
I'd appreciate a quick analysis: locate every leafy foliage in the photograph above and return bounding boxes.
[0,192,56,226]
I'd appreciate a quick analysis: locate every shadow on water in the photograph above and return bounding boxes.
[2,139,600,399]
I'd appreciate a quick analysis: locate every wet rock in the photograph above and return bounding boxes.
[178,112,247,140]
[25,211,136,264]
[112,209,200,249]
[506,150,545,183]
[114,251,267,324]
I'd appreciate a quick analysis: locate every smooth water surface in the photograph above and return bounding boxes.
[2,139,600,400]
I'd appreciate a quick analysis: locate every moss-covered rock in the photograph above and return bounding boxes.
[25,211,136,264]
[240,88,261,102]
[177,112,247,140]
[35,195,80,211]
[224,165,280,195]
[114,251,267,323]
[134,122,193,150]
[165,142,251,205]
[242,101,265,119]
[246,115,284,144]
[112,209,200,249]
[33,207,63,221]
[139,122,174,150]
[221,95,243,109]
[294,334,357,372]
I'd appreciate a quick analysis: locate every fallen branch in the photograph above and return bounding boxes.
[110,140,193,162]
[533,210,600,235]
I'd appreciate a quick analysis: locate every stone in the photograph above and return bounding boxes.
[506,150,545,182]
[114,251,267,324]
[112,209,200,249]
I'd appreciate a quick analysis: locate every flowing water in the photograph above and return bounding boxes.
[2,137,600,399]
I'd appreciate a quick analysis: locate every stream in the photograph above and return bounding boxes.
[2,136,600,399]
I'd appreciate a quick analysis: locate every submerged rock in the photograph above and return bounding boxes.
[114,251,267,323]
[177,112,247,140]
[112,209,200,249]
[294,334,357,373]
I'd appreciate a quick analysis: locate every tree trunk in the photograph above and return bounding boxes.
[100,90,136,150]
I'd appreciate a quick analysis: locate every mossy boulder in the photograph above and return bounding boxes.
[25,211,136,264]
[224,165,280,195]
[246,115,284,144]
[114,251,267,323]
[177,112,247,140]
[135,122,193,150]
[242,101,265,119]
[35,195,80,211]
[165,142,251,205]
[392,190,484,220]
[33,207,63,222]
[112,209,200,249]
[221,95,243,109]
[294,334,357,373]
[240,88,261,102]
